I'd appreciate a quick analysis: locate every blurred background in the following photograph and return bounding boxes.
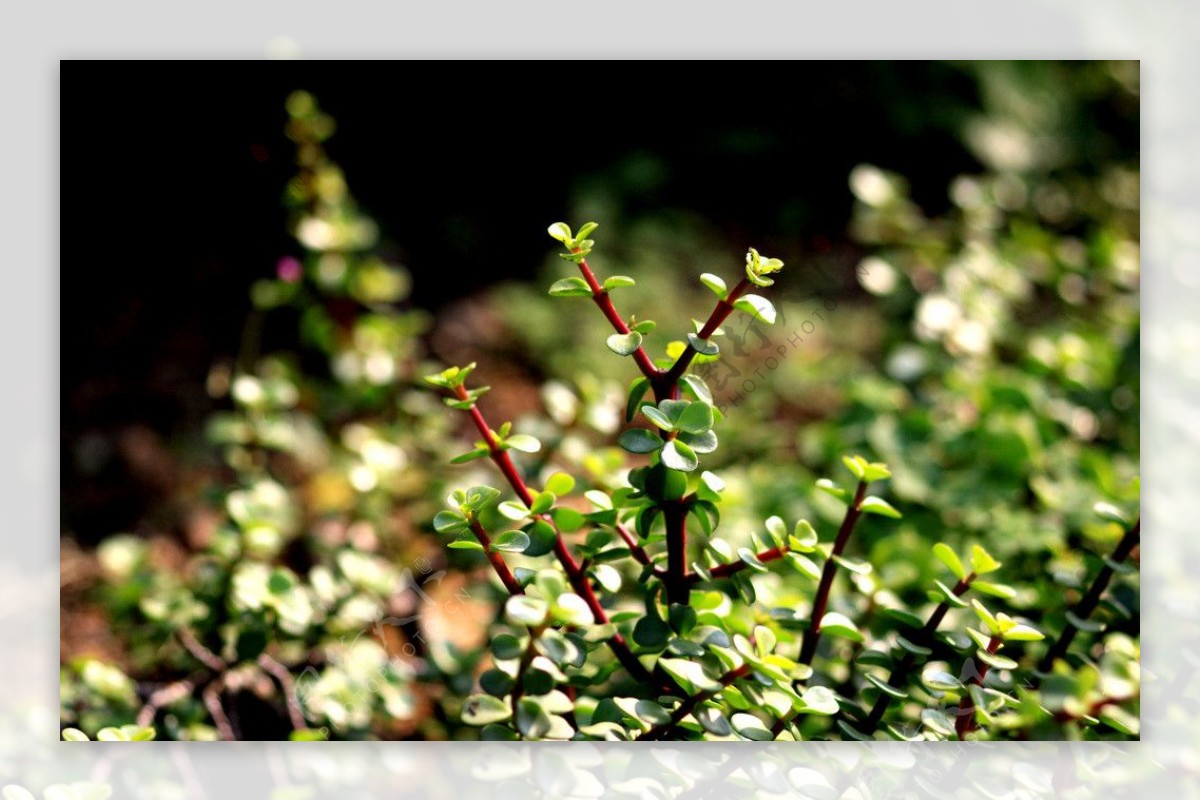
[60,61,1140,740]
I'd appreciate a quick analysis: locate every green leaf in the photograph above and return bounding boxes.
[800,685,839,715]
[603,275,636,291]
[866,674,908,699]
[529,490,556,515]
[699,272,728,298]
[832,555,872,575]
[686,333,719,356]
[659,658,723,693]
[551,507,585,532]
[632,611,670,649]
[895,635,931,657]
[972,581,1016,599]
[676,377,713,409]
[288,728,329,741]
[785,552,821,580]
[498,501,530,520]
[819,612,863,642]
[461,485,501,512]
[491,633,524,660]
[547,222,573,243]
[505,595,549,627]
[791,519,819,551]
[450,447,490,464]
[675,402,715,434]
[592,563,622,593]
[921,708,956,737]
[922,669,962,691]
[625,377,651,423]
[492,530,531,553]
[541,474,573,499]
[606,331,643,356]
[575,221,599,241]
[1099,705,1140,736]
[971,599,999,633]
[463,694,512,726]
[932,543,967,580]
[932,579,969,607]
[816,478,847,501]
[503,434,542,454]
[661,440,699,472]
[433,510,469,534]
[970,544,1001,574]
[551,593,594,626]
[61,727,89,742]
[631,319,657,335]
[732,294,777,324]
[745,247,784,287]
[976,649,1017,670]
[1065,610,1105,633]
[1093,502,1130,527]
[678,430,718,454]
[447,538,484,551]
[548,276,593,297]
[1001,623,1044,642]
[731,712,773,741]
[618,428,665,454]
[860,496,901,518]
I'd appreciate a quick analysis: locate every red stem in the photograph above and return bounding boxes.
[860,571,976,733]
[956,635,1002,738]
[576,259,662,384]
[1038,518,1139,671]
[453,385,653,686]
[662,278,752,387]
[696,546,787,582]
[637,664,751,740]
[799,480,869,666]
[468,520,525,597]
[614,522,654,568]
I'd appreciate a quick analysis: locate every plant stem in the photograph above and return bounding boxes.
[468,519,525,597]
[956,635,1001,738]
[799,480,869,666]
[614,521,654,568]
[576,258,662,384]
[1038,518,1140,671]
[453,385,655,686]
[692,546,788,583]
[637,664,751,740]
[663,501,689,605]
[859,572,975,734]
[662,278,752,388]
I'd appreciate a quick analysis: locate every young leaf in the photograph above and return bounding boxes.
[700,272,728,298]
[548,276,593,297]
[606,331,643,357]
[969,544,1001,574]
[932,543,967,580]
[659,658,723,693]
[529,490,556,515]
[732,295,777,325]
[547,222,573,244]
[816,478,847,501]
[450,447,490,464]
[860,496,901,518]
[640,405,674,432]
[433,510,469,534]
[603,275,636,291]
[544,472,575,496]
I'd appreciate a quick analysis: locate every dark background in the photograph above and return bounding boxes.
[60,61,1132,541]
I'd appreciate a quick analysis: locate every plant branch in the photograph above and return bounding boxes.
[258,654,307,731]
[137,678,197,728]
[663,501,689,605]
[637,664,751,740]
[614,521,654,569]
[468,519,525,597]
[662,278,752,387]
[452,385,655,687]
[956,634,1001,738]
[575,257,662,384]
[859,572,976,734]
[1038,518,1140,671]
[799,479,869,666]
[690,546,788,584]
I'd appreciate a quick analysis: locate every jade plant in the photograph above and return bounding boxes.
[424,224,1048,741]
